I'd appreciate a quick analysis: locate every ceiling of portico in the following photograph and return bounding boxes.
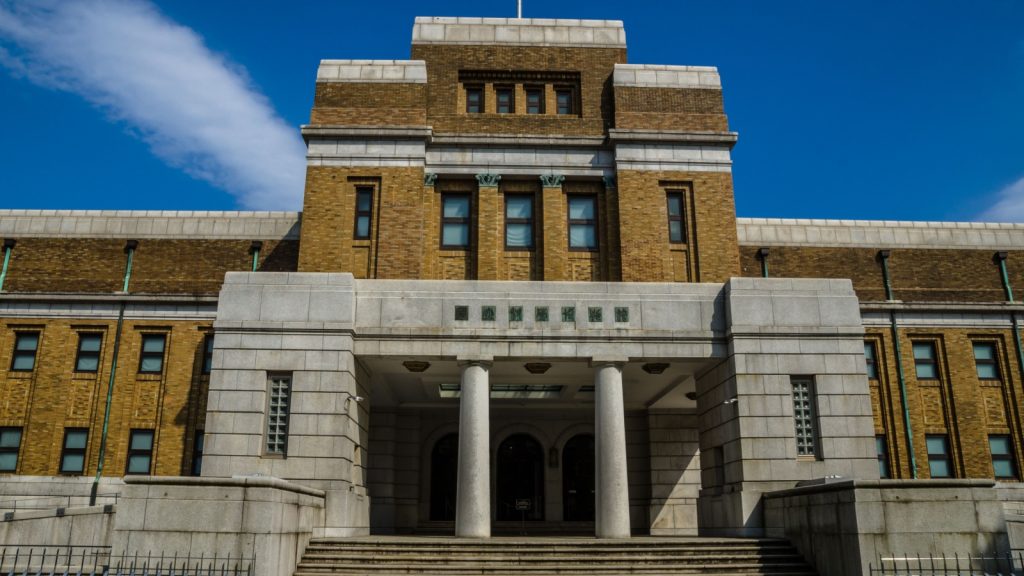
[358,357,707,411]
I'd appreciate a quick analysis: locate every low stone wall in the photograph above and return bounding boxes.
[997,482,1024,555]
[113,476,325,576]
[0,476,123,511]
[765,479,1008,576]
[0,505,114,546]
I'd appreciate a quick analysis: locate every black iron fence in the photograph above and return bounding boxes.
[870,552,1024,575]
[0,493,120,512]
[0,546,253,576]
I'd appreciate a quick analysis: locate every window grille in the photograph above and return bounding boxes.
[791,377,818,457]
[266,374,292,456]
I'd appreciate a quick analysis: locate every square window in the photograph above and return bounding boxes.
[991,435,1018,479]
[973,342,1000,380]
[864,342,878,379]
[567,196,598,250]
[466,86,483,113]
[525,87,543,114]
[561,306,576,323]
[10,332,39,372]
[535,307,549,322]
[454,306,469,321]
[441,194,471,249]
[481,306,496,322]
[876,436,890,479]
[509,306,523,322]
[912,342,938,380]
[75,332,102,373]
[496,86,514,114]
[126,429,154,475]
[614,307,629,323]
[556,88,574,115]
[138,334,166,374]
[588,307,602,323]
[0,427,22,473]
[926,435,952,478]
[354,187,374,239]
[60,428,88,475]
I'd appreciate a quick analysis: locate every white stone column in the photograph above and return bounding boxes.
[594,359,631,538]
[455,359,492,538]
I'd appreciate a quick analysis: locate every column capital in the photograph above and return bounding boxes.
[590,356,628,368]
[540,173,565,188]
[458,356,494,369]
[475,173,501,187]
[424,172,438,186]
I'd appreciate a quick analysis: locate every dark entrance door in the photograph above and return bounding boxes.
[496,434,544,521]
[562,434,595,521]
[429,433,458,521]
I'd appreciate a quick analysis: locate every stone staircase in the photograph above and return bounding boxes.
[292,536,818,575]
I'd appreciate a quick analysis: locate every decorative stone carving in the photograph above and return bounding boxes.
[475,173,501,187]
[424,173,438,186]
[540,173,565,187]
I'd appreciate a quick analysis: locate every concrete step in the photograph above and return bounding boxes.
[298,554,808,564]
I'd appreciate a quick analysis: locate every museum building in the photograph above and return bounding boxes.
[1,17,1024,561]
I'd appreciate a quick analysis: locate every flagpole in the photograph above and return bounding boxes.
[517,0,522,18]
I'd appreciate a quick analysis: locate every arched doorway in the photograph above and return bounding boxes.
[429,433,458,521]
[496,434,544,521]
[562,434,595,521]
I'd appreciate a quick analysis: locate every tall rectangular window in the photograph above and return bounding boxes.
[926,434,952,478]
[876,436,890,478]
[525,87,543,114]
[201,335,214,375]
[125,429,154,475]
[441,194,471,249]
[74,333,102,373]
[791,377,819,457]
[60,428,88,475]
[353,187,373,239]
[465,86,483,113]
[555,88,574,115]
[990,435,1018,479]
[496,86,513,114]
[567,196,597,251]
[138,334,166,374]
[266,374,292,456]
[10,332,39,372]
[912,341,938,379]
[864,341,878,379]
[191,431,204,476]
[504,194,534,250]
[666,192,685,243]
[973,342,1000,380]
[0,427,22,473]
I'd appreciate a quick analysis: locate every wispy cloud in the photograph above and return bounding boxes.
[978,176,1024,222]
[0,0,305,209]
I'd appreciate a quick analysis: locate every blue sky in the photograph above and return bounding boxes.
[1,1,1023,221]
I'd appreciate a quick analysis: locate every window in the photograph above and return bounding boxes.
[60,428,88,475]
[973,343,1000,380]
[353,187,373,239]
[465,86,483,113]
[125,429,154,475]
[201,335,214,375]
[864,342,878,379]
[990,435,1018,479]
[191,431,204,476]
[441,194,471,249]
[496,86,514,113]
[666,192,686,243]
[567,196,597,250]
[791,377,818,457]
[266,374,292,456]
[10,332,39,372]
[504,194,534,249]
[74,333,102,373]
[0,427,22,472]
[876,436,890,478]
[525,87,543,114]
[555,88,574,115]
[138,334,166,374]
[926,435,952,478]
[912,342,938,379]
[535,307,549,322]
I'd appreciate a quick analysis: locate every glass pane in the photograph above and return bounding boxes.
[127,455,151,474]
[568,198,594,219]
[11,354,35,371]
[929,459,950,478]
[76,356,99,372]
[442,224,469,247]
[130,431,154,451]
[196,434,204,451]
[65,431,88,449]
[977,364,998,379]
[916,363,937,379]
[0,453,16,471]
[926,436,947,455]
[974,343,995,360]
[79,335,101,352]
[356,191,372,212]
[140,356,163,373]
[142,336,165,353]
[667,195,682,216]
[356,216,370,238]
[878,459,889,478]
[669,220,683,242]
[443,197,469,218]
[505,196,532,218]
[0,430,21,448]
[994,460,1016,478]
[864,343,875,360]
[990,436,1012,455]
[506,223,532,247]
[912,342,934,360]
[205,337,215,353]
[16,334,38,351]
[61,454,84,473]
[569,225,596,249]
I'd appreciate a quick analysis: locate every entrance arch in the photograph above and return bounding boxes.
[562,434,595,521]
[496,433,544,521]
[429,433,458,521]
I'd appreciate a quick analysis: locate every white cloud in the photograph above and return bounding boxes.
[0,0,305,209]
[978,176,1024,223]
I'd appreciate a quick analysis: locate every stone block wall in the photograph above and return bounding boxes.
[647,409,700,535]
